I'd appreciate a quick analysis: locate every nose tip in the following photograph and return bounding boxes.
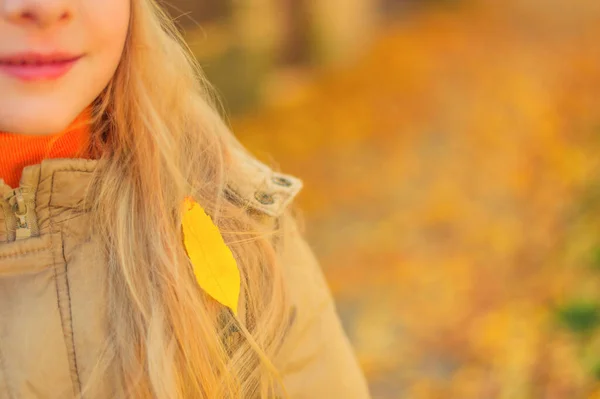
[1,0,72,28]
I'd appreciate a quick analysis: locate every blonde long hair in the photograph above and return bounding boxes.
[82,1,293,397]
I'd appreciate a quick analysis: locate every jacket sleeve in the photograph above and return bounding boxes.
[275,214,371,399]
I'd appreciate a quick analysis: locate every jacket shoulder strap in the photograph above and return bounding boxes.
[225,148,303,218]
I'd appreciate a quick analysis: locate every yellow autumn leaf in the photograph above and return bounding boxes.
[181,196,241,316]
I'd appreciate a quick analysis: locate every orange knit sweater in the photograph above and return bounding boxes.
[0,109,92,188]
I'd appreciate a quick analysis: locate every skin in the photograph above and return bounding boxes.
[0,0,130,135]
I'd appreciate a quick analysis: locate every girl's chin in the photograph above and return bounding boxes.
[0,111,79,135]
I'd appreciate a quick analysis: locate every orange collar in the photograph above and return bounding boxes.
[0,108,92,188]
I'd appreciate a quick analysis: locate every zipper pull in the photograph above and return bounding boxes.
[4,188,32,240]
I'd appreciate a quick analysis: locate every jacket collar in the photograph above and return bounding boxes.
[0,158,99,244]
[0,151,303,234]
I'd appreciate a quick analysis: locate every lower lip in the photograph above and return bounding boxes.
[0,58,80,81]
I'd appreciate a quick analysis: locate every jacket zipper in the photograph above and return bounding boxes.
[3,187,36,241]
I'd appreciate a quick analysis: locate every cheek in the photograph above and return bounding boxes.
[81,0,130,84]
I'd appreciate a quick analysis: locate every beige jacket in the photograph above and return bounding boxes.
[0,155,371,399]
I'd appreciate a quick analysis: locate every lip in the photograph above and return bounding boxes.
[0,52,83,81]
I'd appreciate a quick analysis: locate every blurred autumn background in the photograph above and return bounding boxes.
[168,0,600,397]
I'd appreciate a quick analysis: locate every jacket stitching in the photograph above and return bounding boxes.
[50,171,83,398]
[61,230,83,395]
[0,242,52,260]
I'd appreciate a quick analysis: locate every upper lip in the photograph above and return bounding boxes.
[0,52,83,65]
